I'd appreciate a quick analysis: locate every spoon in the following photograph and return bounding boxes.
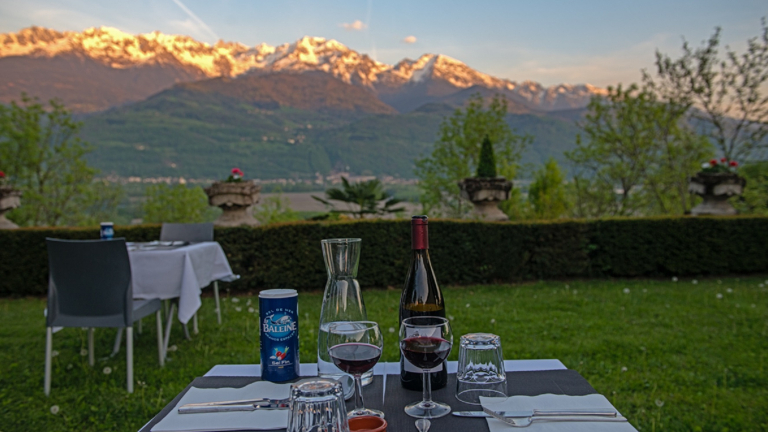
[415,418,431,432]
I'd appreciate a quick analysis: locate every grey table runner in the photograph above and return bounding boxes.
[140,370,596,432]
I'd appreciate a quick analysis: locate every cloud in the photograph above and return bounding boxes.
[170,0,219,41]
[340,20,367,31]
[402,35,417,44]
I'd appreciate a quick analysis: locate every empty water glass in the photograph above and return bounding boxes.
[287,378,350,432]
[455,333,507,405]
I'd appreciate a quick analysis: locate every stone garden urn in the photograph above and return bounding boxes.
[0,186,22,229]
[688,172,746,216]
[458,177,513,221]
[204,180,261,227]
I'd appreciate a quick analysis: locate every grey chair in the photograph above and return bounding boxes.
[160,222,214,243]
[159,222,239,327]
[44,238,164,395]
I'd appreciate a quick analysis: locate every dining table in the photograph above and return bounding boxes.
[139,359,638,432]
[128,241,234,325]
[124,241,234,358]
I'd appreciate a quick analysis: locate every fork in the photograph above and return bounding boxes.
[482,407,629,428]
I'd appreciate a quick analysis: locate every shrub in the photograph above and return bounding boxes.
[2,216,768,296]
[476,135,497,178]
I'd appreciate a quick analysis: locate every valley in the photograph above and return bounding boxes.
[2,26,593,180]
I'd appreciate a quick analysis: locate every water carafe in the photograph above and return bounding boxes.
[318,238,373,384]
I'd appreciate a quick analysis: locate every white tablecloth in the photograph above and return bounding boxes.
[204,360,568,377]
[130,242,234,324]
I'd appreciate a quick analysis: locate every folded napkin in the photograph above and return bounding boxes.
[151,381,291,432]
[480,394,637,432]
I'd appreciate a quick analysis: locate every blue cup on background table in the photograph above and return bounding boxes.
[100,222,114,240]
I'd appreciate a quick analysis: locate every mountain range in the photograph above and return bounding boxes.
[0,26,600,179]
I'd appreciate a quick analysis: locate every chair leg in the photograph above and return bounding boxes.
[126,327,134,393]
[156,310,165,367]
[193,312,199,335]
[214,281,222,325]
[44,327,53,396]
[88,328,95,366]
[112,328,124,357]
[182,323,192,341]
[163,303,176,360]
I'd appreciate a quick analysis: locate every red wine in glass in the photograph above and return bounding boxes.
[400,336,451,369]
[329,343,382,375]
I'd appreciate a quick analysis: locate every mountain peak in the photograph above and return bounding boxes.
[0,26,604,113]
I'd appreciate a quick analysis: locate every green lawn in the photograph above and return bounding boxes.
[1,278,766,432]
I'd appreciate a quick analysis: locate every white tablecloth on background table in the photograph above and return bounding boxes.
[129,242,234,324]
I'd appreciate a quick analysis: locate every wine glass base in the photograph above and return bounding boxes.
[404,400,451,419]
[348,408,385,418]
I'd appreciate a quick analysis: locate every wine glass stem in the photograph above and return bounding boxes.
[353,374,365,413]
[422,370,433,407]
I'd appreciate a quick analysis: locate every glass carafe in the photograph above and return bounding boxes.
[318,238,373,385]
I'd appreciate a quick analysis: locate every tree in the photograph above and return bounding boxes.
[73,179,125,226]
[643,19,768,161]
[566,84,712,217]
[312,177,404,219]
[0,94,120,226]
[415,94,530,217]
[476,135,497,177]
[142,183,215,223]
[528,158,572,219]
[733,161,768,214]
[254,190,301,224]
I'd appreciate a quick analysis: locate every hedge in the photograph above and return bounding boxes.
[2,216,768,296]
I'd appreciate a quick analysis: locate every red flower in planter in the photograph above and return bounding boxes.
[231,168,244,176]
[730,161,738,167]
[0,171,5,178]
[720,157,727,163]
[709,159,718,166]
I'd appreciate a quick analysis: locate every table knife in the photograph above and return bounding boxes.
[453,408,618,418]
[178,398,290,414]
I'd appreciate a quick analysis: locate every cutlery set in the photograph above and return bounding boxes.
[178,400,628,429]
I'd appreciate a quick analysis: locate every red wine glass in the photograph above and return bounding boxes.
[399,316,454,418]
[327,321,384,418]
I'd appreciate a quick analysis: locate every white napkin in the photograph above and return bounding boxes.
[480,394,638,432]
[151,381,291,432]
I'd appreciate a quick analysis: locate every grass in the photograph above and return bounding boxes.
[1,277,767,431]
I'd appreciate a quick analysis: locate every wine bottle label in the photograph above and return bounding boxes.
[402,326,444,373]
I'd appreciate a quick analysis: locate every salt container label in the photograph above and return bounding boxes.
[259,296,300,382]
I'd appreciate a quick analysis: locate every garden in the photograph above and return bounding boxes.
[1,277,766,431]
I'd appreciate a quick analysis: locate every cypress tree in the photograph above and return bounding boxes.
[476,135,497,178]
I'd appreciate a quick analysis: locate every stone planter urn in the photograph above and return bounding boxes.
[458,177,513,221]
[0,186,22,229]
[204,180,261,227]
[688,172,746,216]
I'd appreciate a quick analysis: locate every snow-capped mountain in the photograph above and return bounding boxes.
[0,26,604,112]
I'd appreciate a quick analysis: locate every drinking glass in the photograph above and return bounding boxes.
[287,378,350,432]
[399,316,454,419]
[327,321,384,418]
[455,333,507,404]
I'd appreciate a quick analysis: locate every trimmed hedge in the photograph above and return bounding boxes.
[2,216,768,296]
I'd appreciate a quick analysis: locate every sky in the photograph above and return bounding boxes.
[0,0,766,87]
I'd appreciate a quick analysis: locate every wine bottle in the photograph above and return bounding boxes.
[399,215,447,391]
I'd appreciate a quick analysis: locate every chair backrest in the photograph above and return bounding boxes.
[46,238,133,328]
[160,222,214,243]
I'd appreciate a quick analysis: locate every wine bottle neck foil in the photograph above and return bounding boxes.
[411,219,429,250]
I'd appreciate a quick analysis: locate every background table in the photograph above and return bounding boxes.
[129,242,234,324]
